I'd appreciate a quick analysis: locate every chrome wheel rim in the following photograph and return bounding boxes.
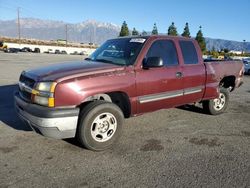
[213,93,226,111]
[90,112,117,142]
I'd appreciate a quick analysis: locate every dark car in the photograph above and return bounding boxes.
[33,48,40,53]
[5,48,20,53]
[21,47,32,52]
[55,49,61,54]
[70,51,79,55]
[44,49,53,54]
[61,50,67,54]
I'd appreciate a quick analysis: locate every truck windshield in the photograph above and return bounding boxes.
[87,37,147,66]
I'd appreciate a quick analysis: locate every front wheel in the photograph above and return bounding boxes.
[203,87,229,115]
[77,101,124,151]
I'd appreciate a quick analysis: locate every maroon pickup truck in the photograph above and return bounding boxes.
[15,36,244,151]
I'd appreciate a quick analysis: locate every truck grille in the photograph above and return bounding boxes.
[20,90,32,101]
[19,74,35,102]
[20,74,35,88]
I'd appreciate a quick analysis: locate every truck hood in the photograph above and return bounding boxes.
[23,60,125,82]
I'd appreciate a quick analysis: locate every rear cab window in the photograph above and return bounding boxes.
[179,41,198,65]
[146,40,179,66]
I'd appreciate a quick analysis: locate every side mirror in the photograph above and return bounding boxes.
[143,57,164,69]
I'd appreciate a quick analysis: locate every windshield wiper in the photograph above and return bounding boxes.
[85,57,93,61]
[95,58,115,64]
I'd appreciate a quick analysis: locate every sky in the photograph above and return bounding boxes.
[0,0,249,42]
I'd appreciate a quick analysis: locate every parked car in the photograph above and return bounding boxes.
[243,59,250,74]
[79,51,87,55]
[33,48,40,53]
[55,49,61,54]
[21,47,32,52]
[5,48,20,53]
[61,50,67,54]
[70,51,79,55]
[44,49,53,54]
[15,36,244,151]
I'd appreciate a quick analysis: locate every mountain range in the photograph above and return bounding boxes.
[0,18,249,52]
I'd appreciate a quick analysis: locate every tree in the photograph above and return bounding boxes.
[181,22,191,38]
[151,23,158,35]
[211,49,219,58]
[223,48,229,53]
[119,21,129,36]
[132,28,139,36]
[141,30,148,36]
[195,26,206,53]
[167,22,178,36]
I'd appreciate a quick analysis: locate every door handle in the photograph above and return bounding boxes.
[176,72,183,78]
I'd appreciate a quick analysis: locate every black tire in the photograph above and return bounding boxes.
[77,101,124,151]
[203,87,229,115]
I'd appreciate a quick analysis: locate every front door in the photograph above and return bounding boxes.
[136,39,184,114]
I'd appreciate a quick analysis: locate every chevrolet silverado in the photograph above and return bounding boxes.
[15,36,244,151]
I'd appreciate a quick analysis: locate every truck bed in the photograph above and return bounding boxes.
[205,60,244,89]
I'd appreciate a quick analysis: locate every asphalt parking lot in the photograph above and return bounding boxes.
[0,52,250,188]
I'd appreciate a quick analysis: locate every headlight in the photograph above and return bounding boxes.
[36,82,56,92]
[32,82,57,107]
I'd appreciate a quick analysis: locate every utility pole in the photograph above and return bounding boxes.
[17,7,21,44]
[93,26,96,45]
[65,24,68,47]
[89,30,92,44]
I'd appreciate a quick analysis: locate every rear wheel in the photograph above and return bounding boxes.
[203,87,229,115]
[77,101,124,151]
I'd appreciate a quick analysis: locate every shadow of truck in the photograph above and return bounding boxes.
[0,84,31,131]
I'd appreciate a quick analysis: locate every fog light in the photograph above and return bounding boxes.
[34,95,49,106]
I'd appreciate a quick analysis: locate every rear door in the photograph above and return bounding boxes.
[178,40,206,104]
[136,39,184,114]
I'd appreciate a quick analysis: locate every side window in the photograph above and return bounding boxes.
[179,41,198,64]
[146,40,178,66]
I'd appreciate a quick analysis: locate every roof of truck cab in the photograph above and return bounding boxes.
[116,35,194,41]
